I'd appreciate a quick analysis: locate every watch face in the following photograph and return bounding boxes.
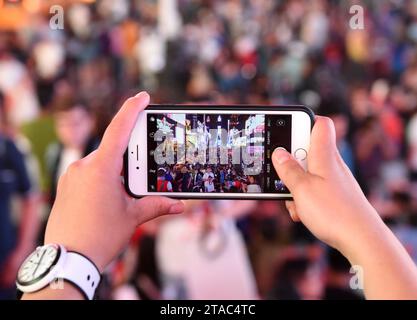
[17,244,61,286]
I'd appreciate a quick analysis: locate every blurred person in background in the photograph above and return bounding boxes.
[0,34,39,126]
[322,248,362,300]
[0,92,39,299]
[192,164,204,192]
[267,255,322,300]
[131,222,163,300]
[157,168,173,192]
[204,175,215,193]
[354,116,396,195]
[318,99,356,175]
[109,221,162,300]
[238,201,286,296]
[245,176,262,193]
[180,166,192,192]
[408,111,417,182]
[40,98,99,242]
[156,200,258,299]
[46,98,99,204]
[388,192,417,265]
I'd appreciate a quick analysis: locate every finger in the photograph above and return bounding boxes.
[97,92,150,164]
[307,116,339,176]
[285,201,300,222]
[129,196,184,225]
[272,148,307,196]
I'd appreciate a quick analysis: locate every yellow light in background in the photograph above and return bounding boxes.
[22,0,41,13]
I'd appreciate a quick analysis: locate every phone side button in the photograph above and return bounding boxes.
[294,148,307,161]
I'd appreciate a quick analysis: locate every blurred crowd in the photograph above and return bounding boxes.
[1,0,417,300]
[156,165,263,193]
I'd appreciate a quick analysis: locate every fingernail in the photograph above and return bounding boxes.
[168,202,185,214]
[135,91,150,101]
[273,148,291,165]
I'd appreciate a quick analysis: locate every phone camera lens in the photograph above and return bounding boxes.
[276,119,285,126]
[136,166,140,170]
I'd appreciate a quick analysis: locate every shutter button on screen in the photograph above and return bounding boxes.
[294,148,307,161]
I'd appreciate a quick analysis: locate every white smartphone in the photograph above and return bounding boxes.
[124,104,314,200]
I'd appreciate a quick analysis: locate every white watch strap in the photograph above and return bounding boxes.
[57,252,101,300]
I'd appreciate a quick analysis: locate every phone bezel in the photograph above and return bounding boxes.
[124,104,315,200]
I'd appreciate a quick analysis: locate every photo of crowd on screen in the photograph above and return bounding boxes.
[154,113,265,193]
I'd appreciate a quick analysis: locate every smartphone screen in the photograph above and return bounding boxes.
[146,113,291,194]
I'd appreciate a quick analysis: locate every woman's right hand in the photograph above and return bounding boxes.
[271,116,382,253]
[272,116,417,299]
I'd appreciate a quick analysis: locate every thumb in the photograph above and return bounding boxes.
[272,148,307,195]
[98,91,150,167]
[129,196,184,225]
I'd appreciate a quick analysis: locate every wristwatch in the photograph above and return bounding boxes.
[16,244,101,300]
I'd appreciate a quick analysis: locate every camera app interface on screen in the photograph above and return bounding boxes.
[146,113,291,194]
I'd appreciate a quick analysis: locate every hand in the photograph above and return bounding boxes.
[272,116,417,299]
[272,116,382,252]
[44,92,184,272]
